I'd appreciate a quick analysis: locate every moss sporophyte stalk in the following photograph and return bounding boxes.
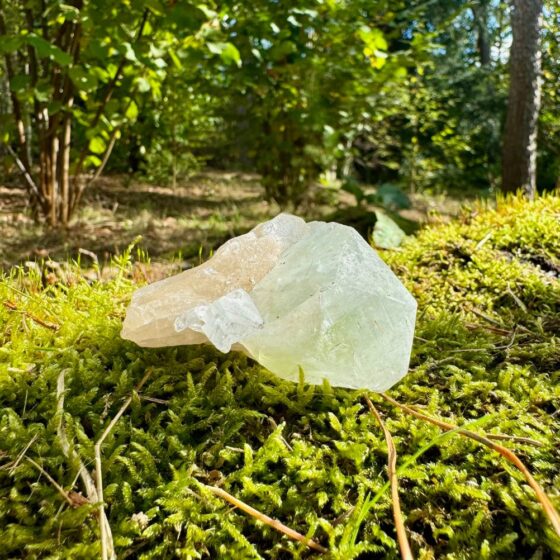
[0,195,559,558]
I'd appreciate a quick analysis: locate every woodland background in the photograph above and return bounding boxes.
[0,0,557,249]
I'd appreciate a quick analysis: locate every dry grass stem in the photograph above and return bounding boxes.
[94,368,153,560]
[381,392,560,538]
[484,434,544,447]
[365,396,414,560]
[3,300,60,330]
[8,433,38,474]
[203,484,328,553]
[25,456,76,507]
[56,370,114,559]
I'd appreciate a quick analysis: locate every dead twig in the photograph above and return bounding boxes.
[56,370,114,559]
[380,393,560,538]
[203,484,328,553]
[4,300,59,331]
[506,284,527,313]
[94,368,153,560]
[138,395,170,405]
[484,434,544,448]
[470,307,533,335]
[8,433,38,474]
[365,396,414,560]
[464,322,513,336]
[25,456,76,507]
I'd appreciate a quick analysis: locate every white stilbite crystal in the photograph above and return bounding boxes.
[121,214,417,391]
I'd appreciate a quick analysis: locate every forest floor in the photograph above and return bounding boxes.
[0,170,467,275]
[1,194,558,558]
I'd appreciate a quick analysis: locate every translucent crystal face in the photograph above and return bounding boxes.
[121,214,417,391]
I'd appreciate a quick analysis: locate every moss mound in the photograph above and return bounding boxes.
[1,195,559,559]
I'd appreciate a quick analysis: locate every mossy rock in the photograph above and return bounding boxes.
[0,195,559,559]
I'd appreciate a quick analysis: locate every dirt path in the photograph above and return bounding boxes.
[0,172,280,269]
[0,171,465,272]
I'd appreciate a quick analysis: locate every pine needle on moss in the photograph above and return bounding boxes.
[365,396,413,560]
[380,392,560,538]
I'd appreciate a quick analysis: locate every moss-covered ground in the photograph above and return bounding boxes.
[0,195,559,559]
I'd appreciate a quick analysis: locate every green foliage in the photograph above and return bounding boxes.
[0,0,241,223]
[341,180,411,211]
[211,0,418,206]
[1,195,559,558]
[3,0,559,211]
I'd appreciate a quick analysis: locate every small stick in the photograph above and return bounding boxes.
[365,396,414,560]
[25,456,75,507]
[470,307,533,335]
[94,369,153,560]
[3,300,60,331]
[484,434,544,448]
[203,484,327,553]
[464,322,512,336]
[399,403,542,448]
[56,370,114,559]
[380,393,560,538]
[8,433,38,474]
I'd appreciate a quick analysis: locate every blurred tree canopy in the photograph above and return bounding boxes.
[0,0,559,224]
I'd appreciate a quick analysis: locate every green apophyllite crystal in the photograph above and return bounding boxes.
[121,214,416,391]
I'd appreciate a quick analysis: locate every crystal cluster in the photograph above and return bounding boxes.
[121,214,417,391]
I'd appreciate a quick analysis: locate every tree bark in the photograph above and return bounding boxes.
[501,0,543,197]
[472,1,491,66]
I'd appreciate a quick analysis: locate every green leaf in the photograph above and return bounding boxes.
[68,66,98,92]
[58,4,81,22]
[47,101,63,115]
[357,26,387,51]
[122,42,137,63]
[125,100,139,120]
[207,42,241,67]
[25,34,72,66]
[136,77,151,93]
[152,58,167,69]
[34,81,53,102]
[10,74,31,92]
[88,137,106,155]
[196,5,217,18]
[144,0,165,15]
[0,35,23,55]
[84,154,102,167]
[269,40,297,61]
[168,49,182,69]
[375,183,411,210]
[372,212,406,249]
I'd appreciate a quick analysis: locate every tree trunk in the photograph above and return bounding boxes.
[501,0,543,197]
[472,1,491,66]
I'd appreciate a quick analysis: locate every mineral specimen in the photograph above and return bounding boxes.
[121,214,417,391]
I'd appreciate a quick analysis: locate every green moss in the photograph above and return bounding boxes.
[1,195,559,559]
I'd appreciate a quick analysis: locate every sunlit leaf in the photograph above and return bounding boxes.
[89,137,106,155]
[207,42,241,67]
[25,34,72,66]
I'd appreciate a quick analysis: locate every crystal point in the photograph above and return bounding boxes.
[121,214,417,391]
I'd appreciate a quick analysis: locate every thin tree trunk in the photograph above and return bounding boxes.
[501,0,543,197]
[472,1,491,66]
[0,8,31,173]
[59,109,72,225]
